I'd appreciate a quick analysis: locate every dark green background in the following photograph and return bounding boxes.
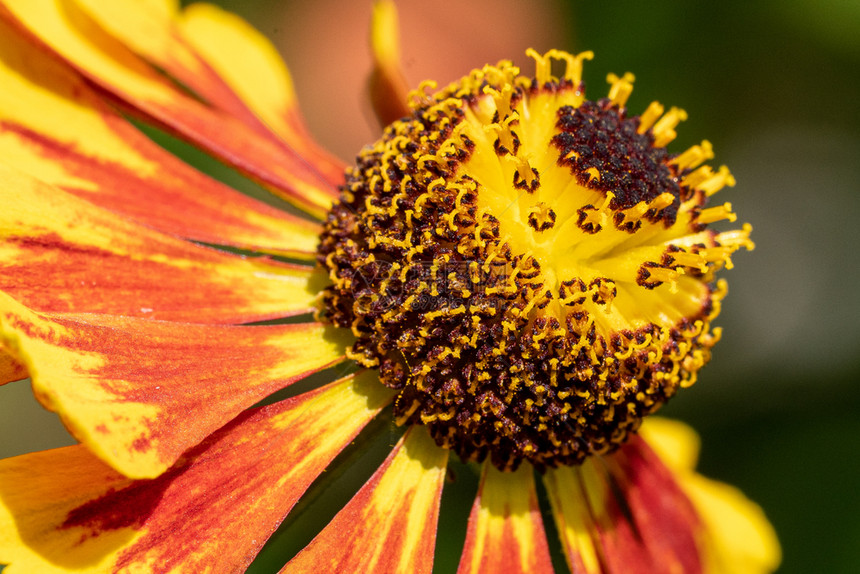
[1,1,858,572]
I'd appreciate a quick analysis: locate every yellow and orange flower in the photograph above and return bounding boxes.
[0,1,780,573]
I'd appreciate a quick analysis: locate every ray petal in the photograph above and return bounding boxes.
[637,417,701,472]
[0,373,393,573]
[281,425,448,574]
[639,419,781,574]
[457,462,554,574]
[0,15,320,257]
[179,3,346,185]
[369,0,411,126]
[0,346,26,385]
[543,465,605,574]
[70,0,346,188]
[683,475,782,574]
[602,436,704,574]
[0,164,319,322]
[71,0,263,128]
[0,0,338,218]
[548,444,703,574]
[0,291,347,478]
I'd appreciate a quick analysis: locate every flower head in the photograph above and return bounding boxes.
[320,50,751,472]
[0,1,778,573]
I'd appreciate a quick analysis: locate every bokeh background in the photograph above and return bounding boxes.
[2,0,859,572]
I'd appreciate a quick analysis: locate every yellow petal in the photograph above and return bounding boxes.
[599,438,704,572]
[0,291,347,478]
[638,416,702,472]
[547,434,708,574]
[282,425,448,574]
[638,419,781,574]
[0,15,320,257]
[0,163,317,322]
[0,345,27,385]
[543,465,604,574]
[73,0,180,68]
[179,3,345,186]
[457,462,553,574]
[72,0,345,188]
[0,0,337,218]
[0,373,393,573]
[684,475,782,574]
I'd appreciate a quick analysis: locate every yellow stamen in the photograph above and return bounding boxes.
[637,101,665,134]
[699,165,736,197]
[698,203,737,224]
[673,140,715,170]
[652,106,688,147]
[607,72,636,108]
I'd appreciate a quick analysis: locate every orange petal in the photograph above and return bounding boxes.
[0,291,347,478]
[547,436,705,574]
[543,465,604,574]
[640,418,781,573]
[178,3,346,186]
[457,462,554,574]
[0,164,318,322]
[72,0,346,189]
[0,373,393,573]
[0,345,26,385]
[369,0,411,126]
[0,0,338,219]
[600,436,704,573]
[71,0,262,126]
[282,425,448,574]
[0,15,320,258]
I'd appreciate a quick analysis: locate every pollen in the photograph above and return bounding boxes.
[317,50,752,471]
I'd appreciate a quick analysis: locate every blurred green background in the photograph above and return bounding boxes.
[2,0,859,572]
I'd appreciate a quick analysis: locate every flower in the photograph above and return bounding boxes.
[0,0,780,573]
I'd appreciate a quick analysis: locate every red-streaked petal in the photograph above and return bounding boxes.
[0,373,393,573]
[369,0,410,127]
[0,0,338,218]
[281,425,448,574]
[602,436,703,574]
[0,164,318,322]
[543,465,603,574]
[72,0,262,128]
[178,3,346,186]
[640,419,781,574]
[0,346,26,385]
[71,0,346,189]
[546,437,704,574]
[0,291,346,478]
[0,15,320,257]
[457,462,554,574]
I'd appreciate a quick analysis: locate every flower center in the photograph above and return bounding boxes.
[317,50,752,471]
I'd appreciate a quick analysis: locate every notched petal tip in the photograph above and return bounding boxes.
[0,290,345,479]
[0,372,393,573]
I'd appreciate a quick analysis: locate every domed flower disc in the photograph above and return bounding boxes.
[318,50,752,471]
